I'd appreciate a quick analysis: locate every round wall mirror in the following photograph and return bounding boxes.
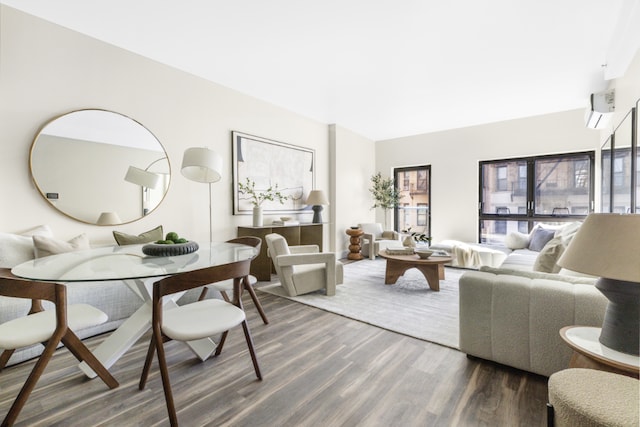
[30,109,171,225]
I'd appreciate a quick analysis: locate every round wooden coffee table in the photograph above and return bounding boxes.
[378,250,453,291]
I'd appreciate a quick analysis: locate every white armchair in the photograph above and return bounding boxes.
[358,223,401,260]
[265,233,343,296]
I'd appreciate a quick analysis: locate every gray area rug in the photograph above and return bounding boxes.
[257,258,464,349]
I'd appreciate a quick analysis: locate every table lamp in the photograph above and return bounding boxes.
[306,190,329,223]
[557,213,640,355]
[96,211,122,226]
[181,147,223,243]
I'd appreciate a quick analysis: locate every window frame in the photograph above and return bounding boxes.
[393,165,431,237]
[478,151,595,242]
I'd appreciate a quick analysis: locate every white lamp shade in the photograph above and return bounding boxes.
[125,166,161,189]
[306,190,329,205]
[96,211,122,225]
[181,147,223,183]
[557,213,640,282]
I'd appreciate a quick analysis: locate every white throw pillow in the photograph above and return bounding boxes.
[533,236,566,273]
[554,221,582,241]
[0,225,53,268]
[33,233,90,258]
[505,232,529,250]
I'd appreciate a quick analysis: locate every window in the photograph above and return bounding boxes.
[403,172,410,190]
[614,156,625,187]
[417,203,427,226]
[417,170,427,191]
[574,159,589,188]
[496,166,508,191]
[517,164,527,191]
[479,152,594,244]
[394,166,431,238]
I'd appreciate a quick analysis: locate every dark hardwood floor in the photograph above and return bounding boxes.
[0,292,549,426]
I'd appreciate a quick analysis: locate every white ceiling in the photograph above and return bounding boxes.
[2,0,639,140]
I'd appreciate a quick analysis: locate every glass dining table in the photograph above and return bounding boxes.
[11,241,258,378]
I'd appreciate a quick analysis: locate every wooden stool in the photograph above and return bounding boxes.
[547,368,639,427]
[346,228,364,260]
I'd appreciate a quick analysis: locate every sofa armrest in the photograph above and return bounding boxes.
[275,252,336,267]
[459,270,607,377]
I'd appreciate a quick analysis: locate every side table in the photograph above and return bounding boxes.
[560,326,639,379]
[345,228,364,261]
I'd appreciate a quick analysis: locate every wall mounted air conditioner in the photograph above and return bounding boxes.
[584,89,615,129]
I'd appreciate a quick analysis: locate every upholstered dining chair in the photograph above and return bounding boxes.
[264,233,343,297]
[0,277,119,426]
[138,259,262,427]
[197,236,268,324]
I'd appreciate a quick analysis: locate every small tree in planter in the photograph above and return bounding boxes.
[369,172,401,230]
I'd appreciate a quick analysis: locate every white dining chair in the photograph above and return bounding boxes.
[198,236,268,324]
[0,277,119,426]
[138,259,262,427]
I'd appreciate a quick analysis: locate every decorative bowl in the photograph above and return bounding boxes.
[142,241,199,257]
[280,216,292,221]
[415,249,434,259]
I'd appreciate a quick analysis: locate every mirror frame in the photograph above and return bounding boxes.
[29,109,171,225]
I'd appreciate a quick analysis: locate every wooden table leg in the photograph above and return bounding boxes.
[383,259,442,291]
[414,264,440,291]
[384,259,406,284]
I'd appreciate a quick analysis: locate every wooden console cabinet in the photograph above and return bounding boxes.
[237,224,323,281]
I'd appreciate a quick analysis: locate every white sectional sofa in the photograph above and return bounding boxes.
[458,223,609,377]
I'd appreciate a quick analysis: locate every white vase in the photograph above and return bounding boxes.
[252,206,263,227]
[402,235,416,247]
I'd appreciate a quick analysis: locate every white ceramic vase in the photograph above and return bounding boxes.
[252,206,263,227]
[402,235,416,247]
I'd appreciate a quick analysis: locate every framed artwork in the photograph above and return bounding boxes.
[232,131,315,215]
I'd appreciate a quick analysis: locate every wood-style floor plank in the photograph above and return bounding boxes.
[0,292,549,426]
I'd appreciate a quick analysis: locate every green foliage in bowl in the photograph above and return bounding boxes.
[156,232,189,244]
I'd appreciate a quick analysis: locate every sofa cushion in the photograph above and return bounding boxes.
[113,225,163,245]
[528,227,555,251]
[0,225,53,268]
[33,233,91,258]
[505,231,529,250]
[479,266,597,285]
[533,236,566,273]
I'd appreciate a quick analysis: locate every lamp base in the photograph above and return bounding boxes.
[596,277,640,356]
[311,205,323,224]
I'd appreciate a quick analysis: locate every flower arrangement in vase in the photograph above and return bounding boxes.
[238,178,289,226]
[401,226,432,247]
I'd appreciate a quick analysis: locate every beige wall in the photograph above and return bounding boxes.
[3,5,637,254]
[376,110,602,243]
[1,6,369,250]
[330,124,376,257]
[377,45,640,244]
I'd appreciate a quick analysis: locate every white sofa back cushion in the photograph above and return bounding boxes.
[0,225,53,268]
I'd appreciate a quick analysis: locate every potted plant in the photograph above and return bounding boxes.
[238,177,289,226]
[369,172,401,230]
